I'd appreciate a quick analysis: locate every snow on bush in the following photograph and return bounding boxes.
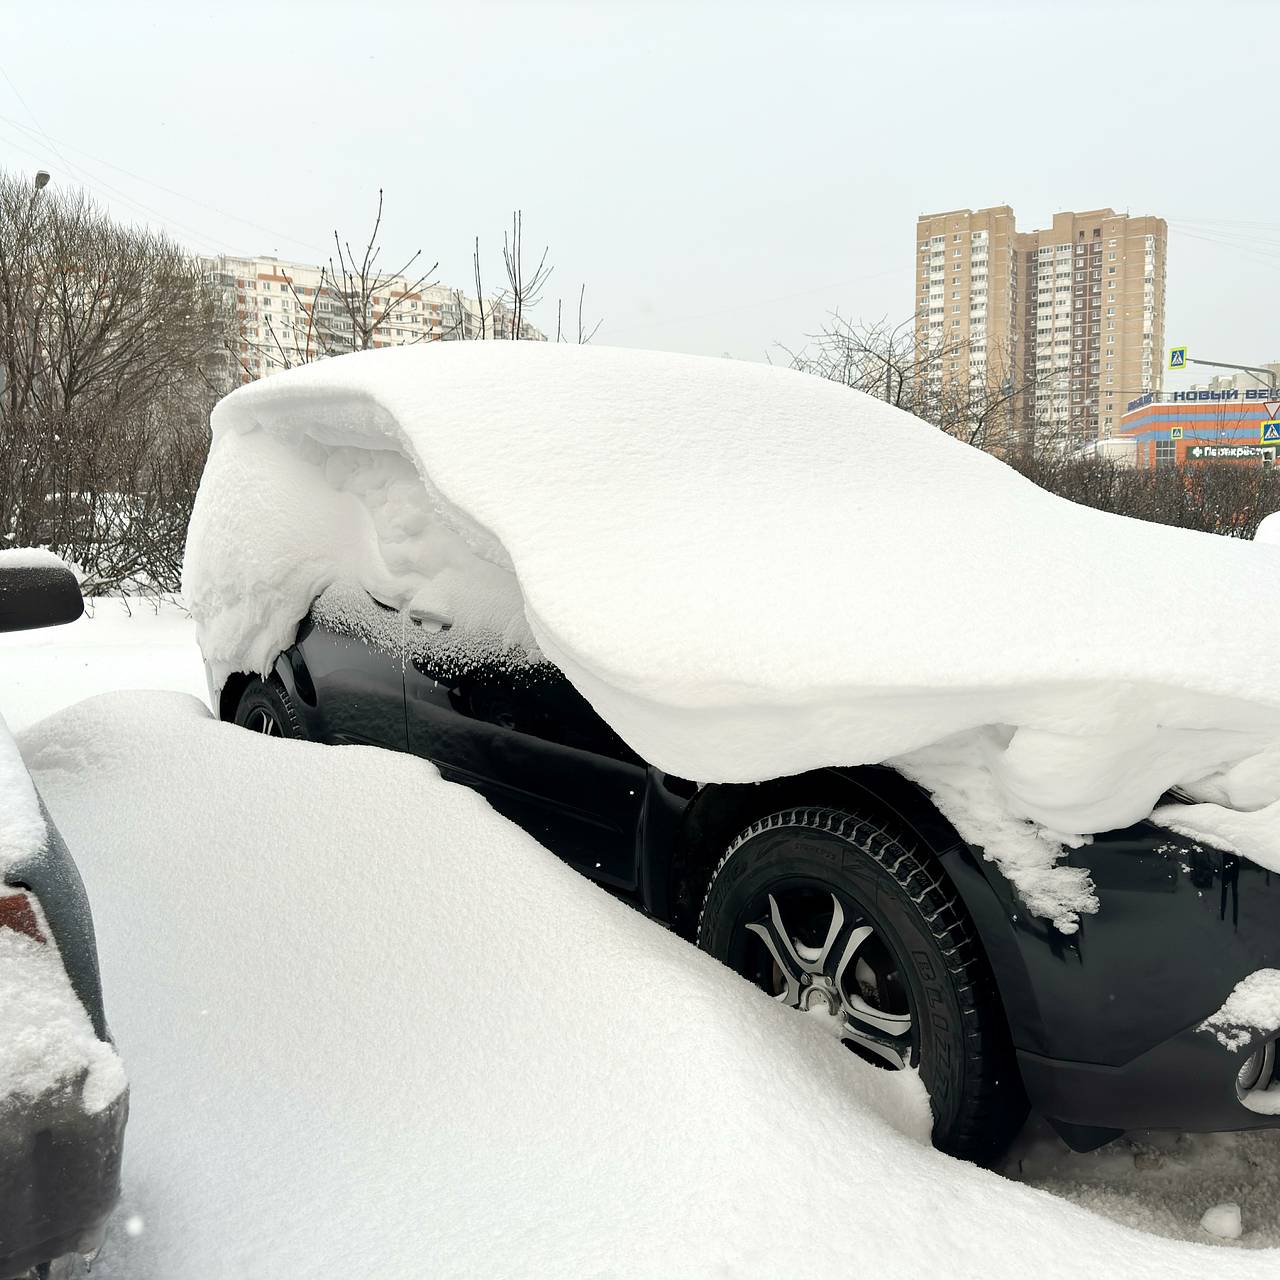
[183,344,1280,930]
[19,691,1280,1277]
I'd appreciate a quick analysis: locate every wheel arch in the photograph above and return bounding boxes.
[217,670,255,724]
[663,765,965,934]
[216,650,314,725]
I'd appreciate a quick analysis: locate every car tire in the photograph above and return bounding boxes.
[697,806,1026,1163]
[233,676,305,740]
[34,1254,86,1279]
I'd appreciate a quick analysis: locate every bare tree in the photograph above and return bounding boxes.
[232,201,592,368]
[497,210,552,340]
[0,175,223,422]
[0,168,225,595]
[556,284,602,344]
[325,189,437,352]
[230,189,439,377]
[781,311,1045,456]
[472,237,486,340]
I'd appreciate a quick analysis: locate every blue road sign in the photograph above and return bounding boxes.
[1169,346,1187,369]
[1262,421,1280,443]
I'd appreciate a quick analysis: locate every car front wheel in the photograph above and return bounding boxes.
[697,806,1026,1162]
[233,676,304,739]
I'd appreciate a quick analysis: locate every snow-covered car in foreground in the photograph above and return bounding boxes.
[0,552,127,1278]
[185,343,1280,1160]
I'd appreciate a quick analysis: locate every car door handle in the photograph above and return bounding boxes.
[409,606,452,631]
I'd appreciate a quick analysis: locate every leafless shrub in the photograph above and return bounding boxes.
[1016,453,1280,538]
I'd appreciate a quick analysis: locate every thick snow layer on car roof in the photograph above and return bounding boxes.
[20,692,1280,1277]
[184,344,1280,928]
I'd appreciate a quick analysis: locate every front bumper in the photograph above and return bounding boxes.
[0,1075,128,1279]
[943,811,1280,1141]
[1017,1019,1277,1136]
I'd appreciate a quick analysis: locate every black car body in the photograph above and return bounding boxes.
[0,560,127,1279]
[218,579,1280,1156]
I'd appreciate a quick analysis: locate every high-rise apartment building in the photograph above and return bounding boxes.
[200,253,545,384]
[915,206,1167,449]
[914,205,1022,424]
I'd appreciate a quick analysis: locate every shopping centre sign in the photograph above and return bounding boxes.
[1127,388,1280,412]
[1185,444,1274,461]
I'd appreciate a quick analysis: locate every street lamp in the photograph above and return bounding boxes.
[6,169,53,405]
[26,170,50,220]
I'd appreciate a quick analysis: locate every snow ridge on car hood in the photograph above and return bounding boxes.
[183,343,1280,928]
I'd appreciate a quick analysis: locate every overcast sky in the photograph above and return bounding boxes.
[4,1,1276,388]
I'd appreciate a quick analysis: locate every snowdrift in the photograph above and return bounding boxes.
[20,692,1280,1276]
[184,344,1280,928]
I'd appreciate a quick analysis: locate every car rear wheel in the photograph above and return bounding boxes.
[233,676,304,739]
[697,806,1026,1163]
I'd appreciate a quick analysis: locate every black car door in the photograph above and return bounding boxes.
[403,613,647,889]
[293,580,408,751]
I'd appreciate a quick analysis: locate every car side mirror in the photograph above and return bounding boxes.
[0,560,84,633]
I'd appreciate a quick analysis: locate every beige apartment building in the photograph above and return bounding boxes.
[200,253,545,384]
[915,206,1167,450]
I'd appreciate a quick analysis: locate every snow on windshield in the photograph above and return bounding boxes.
[183,343,1280,930]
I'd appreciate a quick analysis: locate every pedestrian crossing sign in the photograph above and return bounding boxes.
[1169,346,1187,369]
[1170,427,1183,440]
[1261,421,1280,444]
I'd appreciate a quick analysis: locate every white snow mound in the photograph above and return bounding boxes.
[20,691,1280,1278]
[183,344,1280,929]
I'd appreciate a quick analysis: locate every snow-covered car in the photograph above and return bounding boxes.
[0,552,127,1279]
[185,343,1280,1161]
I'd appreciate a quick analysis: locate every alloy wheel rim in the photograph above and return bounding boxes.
[245,706,281,736]
[739,885,915,1070]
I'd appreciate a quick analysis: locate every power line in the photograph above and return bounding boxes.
[0,109,331,257]
[0,69,237,254]
[0,66,328,258]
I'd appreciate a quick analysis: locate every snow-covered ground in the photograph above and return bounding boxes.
[5,605,1280,1274]
[0,596,206,731]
